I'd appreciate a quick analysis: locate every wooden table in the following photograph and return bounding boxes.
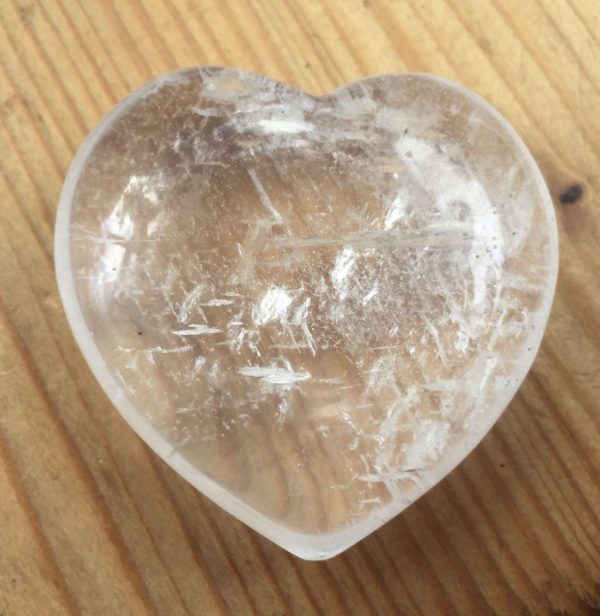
[1,1,599,614]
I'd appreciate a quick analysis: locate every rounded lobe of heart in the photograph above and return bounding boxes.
[55,67,558,559]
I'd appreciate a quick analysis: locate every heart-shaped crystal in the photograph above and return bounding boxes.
[55,68,558,559]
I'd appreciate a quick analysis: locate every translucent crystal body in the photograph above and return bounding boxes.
[55,69,558,559]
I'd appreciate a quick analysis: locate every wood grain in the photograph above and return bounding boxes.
[0,0,598,614]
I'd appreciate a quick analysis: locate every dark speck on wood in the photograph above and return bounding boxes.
[559,184,583,204]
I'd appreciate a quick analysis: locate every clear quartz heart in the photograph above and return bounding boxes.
[55,68,558,559]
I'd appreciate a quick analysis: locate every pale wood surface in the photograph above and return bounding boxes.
[0,1,599,614]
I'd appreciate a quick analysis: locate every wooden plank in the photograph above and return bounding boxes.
[0,0,598,613]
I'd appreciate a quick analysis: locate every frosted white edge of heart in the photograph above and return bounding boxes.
[54,67,559,560]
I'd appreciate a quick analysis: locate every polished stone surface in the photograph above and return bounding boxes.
[55,68,558,559]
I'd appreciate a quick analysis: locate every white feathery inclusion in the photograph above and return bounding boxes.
[238,365,311,385]
[173,324,222,336]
